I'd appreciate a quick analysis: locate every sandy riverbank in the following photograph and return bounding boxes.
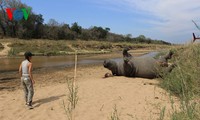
[0,65,179,120]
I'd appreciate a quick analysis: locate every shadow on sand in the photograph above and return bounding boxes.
[33,94,66,108]
[0,77,17,83]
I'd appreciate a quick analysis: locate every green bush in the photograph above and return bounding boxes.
[160,44,200,120]
[161,44,200,98]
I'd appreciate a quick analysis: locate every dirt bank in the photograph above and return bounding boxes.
[0,43,11,56]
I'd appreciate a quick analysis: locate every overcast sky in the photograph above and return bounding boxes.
[21,0,200,43]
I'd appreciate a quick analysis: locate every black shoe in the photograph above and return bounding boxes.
[27,101,34,109]
[27,105,34,109]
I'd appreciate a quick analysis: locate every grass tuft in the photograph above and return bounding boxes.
[63,78,79,120]
[160,43,200,120]
[109,105,120,120]
[64,51,78,120]
[159,106,166,120]
[8,48,17,56]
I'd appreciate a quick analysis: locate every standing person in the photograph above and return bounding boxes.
[19,51,35,109]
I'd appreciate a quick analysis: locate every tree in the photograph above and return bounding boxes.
[89,26,108,40]
[135,35,146,43]
[58,23,75,40]
[42,19,59,40]
[80,29,90,40]
[0,0,15,36]
[0,0,8,36]
[0,0,41,38]
[105,27,110,32]
[32,14,44,38]
[71,22,82,34]
[138,35,146,39]
[125,34,132,42]
[48,19,59,27]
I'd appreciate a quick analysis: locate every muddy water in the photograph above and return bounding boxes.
[0,52,158,73]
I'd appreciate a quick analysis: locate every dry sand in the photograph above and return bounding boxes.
[0,65,179,120]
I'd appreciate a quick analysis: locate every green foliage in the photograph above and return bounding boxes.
[159,106,166,120]
[79,29,90,40]
[32,14,44,38]
[106,33,125,42]
[89,26,108,40]
[169,100,199,120]
[71,22,82,34]
[132,35,171,45]
[161,44,200,98]
[160,44,200,120]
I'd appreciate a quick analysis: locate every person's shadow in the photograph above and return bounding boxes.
[33,94,65,108]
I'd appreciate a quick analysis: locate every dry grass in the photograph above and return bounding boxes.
[0,38,173,56]
[160,43,200,120]
[109,105,121,120]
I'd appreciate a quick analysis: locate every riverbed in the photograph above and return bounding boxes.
[0,51,157,73]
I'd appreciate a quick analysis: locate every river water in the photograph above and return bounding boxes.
[0,52,158,73]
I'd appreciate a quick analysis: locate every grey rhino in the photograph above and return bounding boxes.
[103,49,175,79]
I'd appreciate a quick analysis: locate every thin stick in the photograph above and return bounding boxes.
[74,50,77,84]
[72,50,77,120]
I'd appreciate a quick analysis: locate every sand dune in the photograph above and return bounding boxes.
[0,65,178,120]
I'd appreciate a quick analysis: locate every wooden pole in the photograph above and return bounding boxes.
[73,50,77,86]
[72,50,77,120]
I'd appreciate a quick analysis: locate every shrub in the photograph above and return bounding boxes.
[160,44,200,120]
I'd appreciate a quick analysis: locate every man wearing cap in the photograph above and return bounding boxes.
[19,51,35,109]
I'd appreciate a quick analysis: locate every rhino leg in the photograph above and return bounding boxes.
[165,63,177,73]
[123,61,136,77]
[157,50,174,67]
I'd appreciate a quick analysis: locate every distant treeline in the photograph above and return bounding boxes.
[0,0,171,45]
